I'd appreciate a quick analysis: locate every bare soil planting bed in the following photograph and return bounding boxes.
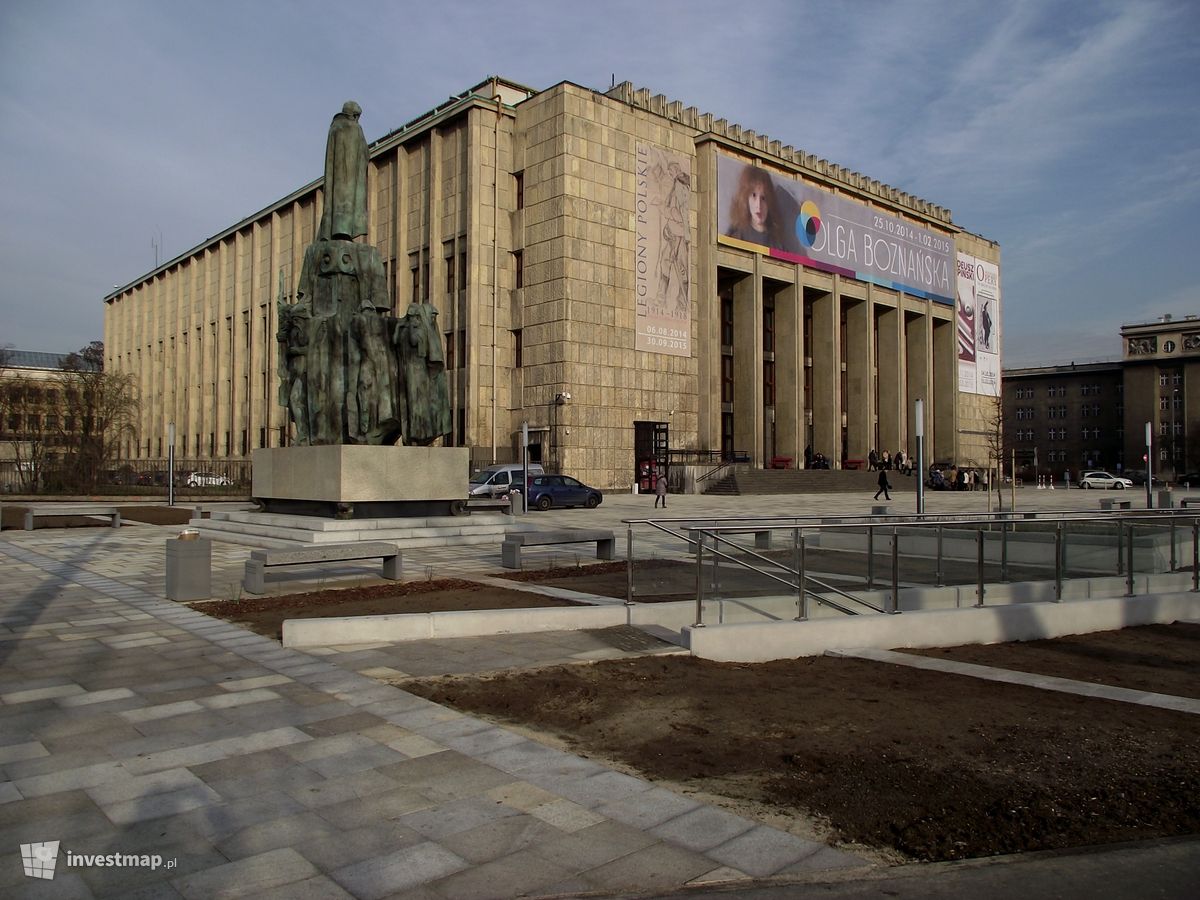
[195,579,584,640]
[405,626,1200,862]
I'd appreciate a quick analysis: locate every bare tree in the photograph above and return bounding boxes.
[52,342,139,492]
[984,396,1010,508]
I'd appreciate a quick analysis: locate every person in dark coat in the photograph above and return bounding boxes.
[874,467,891,501]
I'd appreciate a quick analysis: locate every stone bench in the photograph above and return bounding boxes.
[24,505,121,530]
[687,527,772,550]
[501,528,616,569]
[243,541,401,594]
[1179,497,1200,508]
[465,498,512,514]
[1099,498,1132,511]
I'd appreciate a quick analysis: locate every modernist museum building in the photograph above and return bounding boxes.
[104,76,1002,489]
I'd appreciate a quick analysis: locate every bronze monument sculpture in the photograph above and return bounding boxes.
[276,101,451,448]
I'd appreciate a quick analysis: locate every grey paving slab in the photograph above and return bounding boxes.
[331,842,468,899]
[649,803,758,852]
[171,847,320,899]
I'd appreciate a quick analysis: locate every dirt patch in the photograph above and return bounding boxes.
[497,559,695,602]
[909,623,1200,699]
[406,627,1200,862]
[194,578,582,640]
[0,504,195,530]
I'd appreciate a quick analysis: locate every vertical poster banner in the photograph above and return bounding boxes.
[956,253,1002,395]
[956,255,978,393]
[635,144,691,356]
[973,259,1001,397]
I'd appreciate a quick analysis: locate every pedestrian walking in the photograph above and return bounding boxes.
[655,472,668,509]
[874,467,891,501]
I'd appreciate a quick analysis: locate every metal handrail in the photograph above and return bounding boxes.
[623,510,1200,626]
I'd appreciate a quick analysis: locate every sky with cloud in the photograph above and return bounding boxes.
[1,0,1197,366]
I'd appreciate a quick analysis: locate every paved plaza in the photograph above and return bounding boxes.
[2,486,1197,897]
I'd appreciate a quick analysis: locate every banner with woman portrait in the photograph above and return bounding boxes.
[716,154,955,304]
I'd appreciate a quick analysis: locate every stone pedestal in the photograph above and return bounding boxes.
[252,445,470,518]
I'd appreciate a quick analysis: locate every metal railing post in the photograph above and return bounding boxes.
[1116,517,1125,575]
[1125,522,1135,597]
[867,526,875,590]
[693,530,706,627]
[1000,517,1010,582]
[1193,521,1198,592]
[625,525,634,605]
[795,530,808,621]
[1170,518,1177,572]
[1054,522,1063,602]
[936,524,944,587]
[889,527,900,614]
[975,529,985,607]
[711,533,721,598]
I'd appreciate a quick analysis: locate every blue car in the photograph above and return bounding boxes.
[528,474,603,511]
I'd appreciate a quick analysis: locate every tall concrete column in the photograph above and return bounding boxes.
[876,303,901,453]
[844,295,870,462]
[810,287,839,464]
[905,306,930,461]
[774,282,801,463]
[932,315,956,463]
[732,270,763,462]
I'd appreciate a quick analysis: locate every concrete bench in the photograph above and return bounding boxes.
[465,498,512,514]
[501,528,615,569]
[687,527,772,550]
[243,541,401,594]
[24,505,121,530]
[1099,498,1132,511]
[1179,497,1200,508]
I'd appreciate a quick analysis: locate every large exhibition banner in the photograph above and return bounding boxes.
[716,154,955,304]
[956,253,1001,396]
[635,143,691,356]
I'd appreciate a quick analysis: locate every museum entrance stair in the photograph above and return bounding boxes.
[701,467,917,495]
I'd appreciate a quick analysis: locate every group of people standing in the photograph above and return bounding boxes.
[868,449,912,475]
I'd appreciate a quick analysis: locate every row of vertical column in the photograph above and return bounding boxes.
[713,265,956,469]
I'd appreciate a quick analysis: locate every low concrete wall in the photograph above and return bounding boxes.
[283,603,626,648]
[685,591,1200,662]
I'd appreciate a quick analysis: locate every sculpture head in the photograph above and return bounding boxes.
[341,101,362,120]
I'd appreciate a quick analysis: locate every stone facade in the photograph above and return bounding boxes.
[105,76,1000,489]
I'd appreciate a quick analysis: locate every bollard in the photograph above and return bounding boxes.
[165,536,211,602]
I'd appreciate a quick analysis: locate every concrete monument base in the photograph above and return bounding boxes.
[252,445,469,518]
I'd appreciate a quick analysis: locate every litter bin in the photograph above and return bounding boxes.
[1157,489,1174,509]
[165,534,211,601]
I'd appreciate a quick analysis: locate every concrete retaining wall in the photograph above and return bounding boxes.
[685,591,1200,662]
[283,603,627,648]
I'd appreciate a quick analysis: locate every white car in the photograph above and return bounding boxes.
[186,471,232,487]
[1078,471,1132,490]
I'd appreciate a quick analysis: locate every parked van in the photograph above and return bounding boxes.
[468,463,545,498]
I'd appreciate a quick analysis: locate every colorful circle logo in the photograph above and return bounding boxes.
[797,200,822,248]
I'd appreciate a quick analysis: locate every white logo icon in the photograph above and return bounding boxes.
[21,841,60,879]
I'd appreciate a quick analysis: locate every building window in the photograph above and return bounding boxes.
[410,255,420,302]
[513,329,523,368]
[445,332,455,371]
[459,250,468,290]
[763,300,775,354]
[763,360,775,406]
[1161,396,1170,410]
[514,171,524,210]
[444,242,455,295]
[513,250,523,289]
[721,294,734,346]
[721,355,734,404]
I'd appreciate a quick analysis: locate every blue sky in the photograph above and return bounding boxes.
[1,0,1197,367]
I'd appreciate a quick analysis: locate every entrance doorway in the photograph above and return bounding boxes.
[634,421,669,492]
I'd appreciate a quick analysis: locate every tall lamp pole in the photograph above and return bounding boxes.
[1145,421,1154,509]
[915,399,925,515]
